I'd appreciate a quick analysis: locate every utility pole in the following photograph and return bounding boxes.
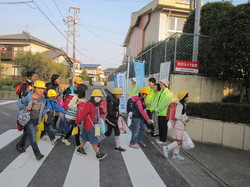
[64,15,72,54]
[69,3,80,83]
[192,0,201,63]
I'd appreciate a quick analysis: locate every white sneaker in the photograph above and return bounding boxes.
[156,140,166,144]
[41,136,47,141]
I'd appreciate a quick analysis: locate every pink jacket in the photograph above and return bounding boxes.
[131,96,150,121]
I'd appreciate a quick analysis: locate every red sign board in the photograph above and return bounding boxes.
[175,60,199,73]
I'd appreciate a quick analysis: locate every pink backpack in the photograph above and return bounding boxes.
[166,102,177,120]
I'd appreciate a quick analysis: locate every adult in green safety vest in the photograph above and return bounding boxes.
[145,77,156,132]
[127,78,137,98]
[155,79,173,144]
[150,83,161,137]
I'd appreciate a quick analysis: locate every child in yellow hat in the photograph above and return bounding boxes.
[163,90,190,160]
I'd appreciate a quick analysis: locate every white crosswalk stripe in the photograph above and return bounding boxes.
[64,142,100,187]
[0,137,54,187]
[0,129,167,187]
[0,129,22,149]
[0,100,17,106]
[121,127,166,187]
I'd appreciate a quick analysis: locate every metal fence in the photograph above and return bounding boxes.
[108,33,208,81]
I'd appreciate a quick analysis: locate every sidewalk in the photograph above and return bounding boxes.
[147,133,250,187]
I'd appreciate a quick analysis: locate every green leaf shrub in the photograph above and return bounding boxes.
[187,102,250,125]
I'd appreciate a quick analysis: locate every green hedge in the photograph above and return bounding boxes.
[187,102,250,125]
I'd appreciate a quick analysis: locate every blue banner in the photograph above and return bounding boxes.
[134,61,145,91]
[114,74,118,88]
[114,72,127,113]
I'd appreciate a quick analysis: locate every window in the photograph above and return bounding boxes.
[167,17,186,33]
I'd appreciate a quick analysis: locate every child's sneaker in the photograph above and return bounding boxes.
[162,146,169,158]
[115,146,126,152]
[76,147,87,155]
[129,144,140,149]
[62,138,71,146]
[51,138,59,145]
[172,154,185,160]
[137,142,146,148]
[36,153,44,161]
[41,136,47,141]
[96,152,107,160]
[15,144,25,153]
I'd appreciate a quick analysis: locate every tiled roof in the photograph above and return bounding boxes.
[43,50,65,59]
[0,31,60,50]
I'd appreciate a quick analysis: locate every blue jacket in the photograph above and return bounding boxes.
[17,91,46,123]
[45,99,66,114]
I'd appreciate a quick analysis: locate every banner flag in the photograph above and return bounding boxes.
[134,61,145,91]
[114,72,127,112]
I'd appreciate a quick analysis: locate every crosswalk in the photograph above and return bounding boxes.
[0,126,170,187]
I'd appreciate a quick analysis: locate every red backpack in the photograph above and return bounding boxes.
[166,102,177,120]
[15,82,29,97]
[63,95,74,110]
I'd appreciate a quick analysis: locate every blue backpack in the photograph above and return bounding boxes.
[17,110,30,126]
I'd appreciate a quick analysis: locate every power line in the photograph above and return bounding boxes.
[84,27,122,46]
[81,24,125,35]
[32,0,71,46]
[0,1,32,4]
[39,0,65,31]
[53,0,65,20]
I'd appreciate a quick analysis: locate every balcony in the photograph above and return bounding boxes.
[0,50,24,60]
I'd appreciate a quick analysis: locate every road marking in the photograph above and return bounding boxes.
[0,100,17,106]
[0,140,54,186]
[120,127,166,187]
[0,129,22,149]
[63,142,100,187]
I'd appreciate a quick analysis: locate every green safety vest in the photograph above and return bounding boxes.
[157,88,173,116]
[145,86,156,110]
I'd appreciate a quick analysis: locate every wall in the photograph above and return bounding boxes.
[107,74,237,103]
[186,117,250,151]
[144,12,160,47]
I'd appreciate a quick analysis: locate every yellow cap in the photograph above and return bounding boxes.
[34,80,46,88]
[177,90,188,100]
[74,77,82,84]
[139,87,149,95]
[91,89,104,97]
[112,88,123,95]
[47,89,57,97]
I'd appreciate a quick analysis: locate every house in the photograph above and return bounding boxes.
[103,68,117,78]
[68,57,82,77]
[0,31,72,77]
[123,0,191,58]
[80,64,104,81]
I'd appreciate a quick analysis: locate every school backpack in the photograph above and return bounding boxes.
[166,102,177,120]
[126,98,136,113]
[17,109,31,126]
[63,95,74,110]
[15,82,29,98]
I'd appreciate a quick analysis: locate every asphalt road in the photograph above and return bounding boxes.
[0,88,190,187]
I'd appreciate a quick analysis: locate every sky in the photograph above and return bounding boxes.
[0,0,247,69]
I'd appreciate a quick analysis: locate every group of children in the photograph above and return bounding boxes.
[15,71,190,162]
[127,77,190,160]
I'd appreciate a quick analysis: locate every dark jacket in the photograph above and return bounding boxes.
[106,95,120,125]
[131,96,150,121]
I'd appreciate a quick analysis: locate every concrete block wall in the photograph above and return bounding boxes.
[187,117,250,151]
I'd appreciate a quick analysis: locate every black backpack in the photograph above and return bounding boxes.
[127,98,136,113]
